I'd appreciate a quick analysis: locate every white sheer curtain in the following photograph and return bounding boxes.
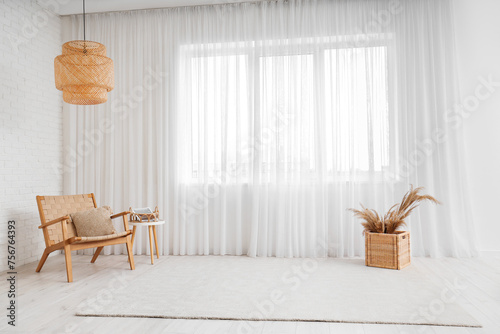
[62,0,478,258]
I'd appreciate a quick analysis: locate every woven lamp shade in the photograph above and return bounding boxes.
[55,40,114,105]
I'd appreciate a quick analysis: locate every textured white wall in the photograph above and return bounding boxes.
[0,0,63,267]
[454,0,500,253]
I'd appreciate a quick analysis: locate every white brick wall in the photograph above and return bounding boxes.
[0,0,63,268]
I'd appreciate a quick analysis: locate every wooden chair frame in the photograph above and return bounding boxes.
[36,193,135,282]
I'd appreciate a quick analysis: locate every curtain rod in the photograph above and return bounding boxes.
[60,0,288,17]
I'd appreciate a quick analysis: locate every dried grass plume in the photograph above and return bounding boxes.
[349,185,440,234]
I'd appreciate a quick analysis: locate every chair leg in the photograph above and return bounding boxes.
[130,225,137,246]
[125,237,135,270]
[91,246,104,263]
[128,226,137,263]
[152,226,159,259]
[63,245,73,283]
[35,249,51,273]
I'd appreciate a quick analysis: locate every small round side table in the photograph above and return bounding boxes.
[129,220,165,264]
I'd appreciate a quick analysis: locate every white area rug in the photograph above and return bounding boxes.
[76,256,480,327]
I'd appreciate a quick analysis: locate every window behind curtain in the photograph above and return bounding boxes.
[324,46,390,173]
[182,42,390,182]
[190,54,250,178]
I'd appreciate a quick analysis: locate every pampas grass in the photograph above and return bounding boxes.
[349,185,440,234]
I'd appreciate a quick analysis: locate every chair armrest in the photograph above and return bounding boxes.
[110,211,131,231]
[110,211,131,219]
[38,215,70,229]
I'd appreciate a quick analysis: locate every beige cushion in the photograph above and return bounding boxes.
[101,205,113,215]
[70,207,117,237]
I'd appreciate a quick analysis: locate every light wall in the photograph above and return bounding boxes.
[454,0,500,252]
[0,1,63,267]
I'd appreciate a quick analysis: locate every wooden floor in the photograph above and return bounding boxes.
[0,254,499,334]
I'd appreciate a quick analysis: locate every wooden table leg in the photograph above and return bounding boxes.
[148,226,154,264]
[153,226,159,259]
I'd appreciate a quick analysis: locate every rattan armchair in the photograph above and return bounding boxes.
[36,193,135,282]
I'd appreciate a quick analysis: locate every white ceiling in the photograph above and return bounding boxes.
[40,0,258,15]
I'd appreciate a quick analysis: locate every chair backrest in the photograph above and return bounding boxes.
[36,194,97,246]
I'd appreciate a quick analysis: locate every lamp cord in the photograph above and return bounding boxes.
[83,0,86,41]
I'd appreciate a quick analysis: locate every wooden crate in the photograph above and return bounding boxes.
[365,231,411,270]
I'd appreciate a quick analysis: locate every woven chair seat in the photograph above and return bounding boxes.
[72,230,131,243]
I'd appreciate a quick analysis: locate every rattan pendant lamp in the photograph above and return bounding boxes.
[54,0,114,105]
